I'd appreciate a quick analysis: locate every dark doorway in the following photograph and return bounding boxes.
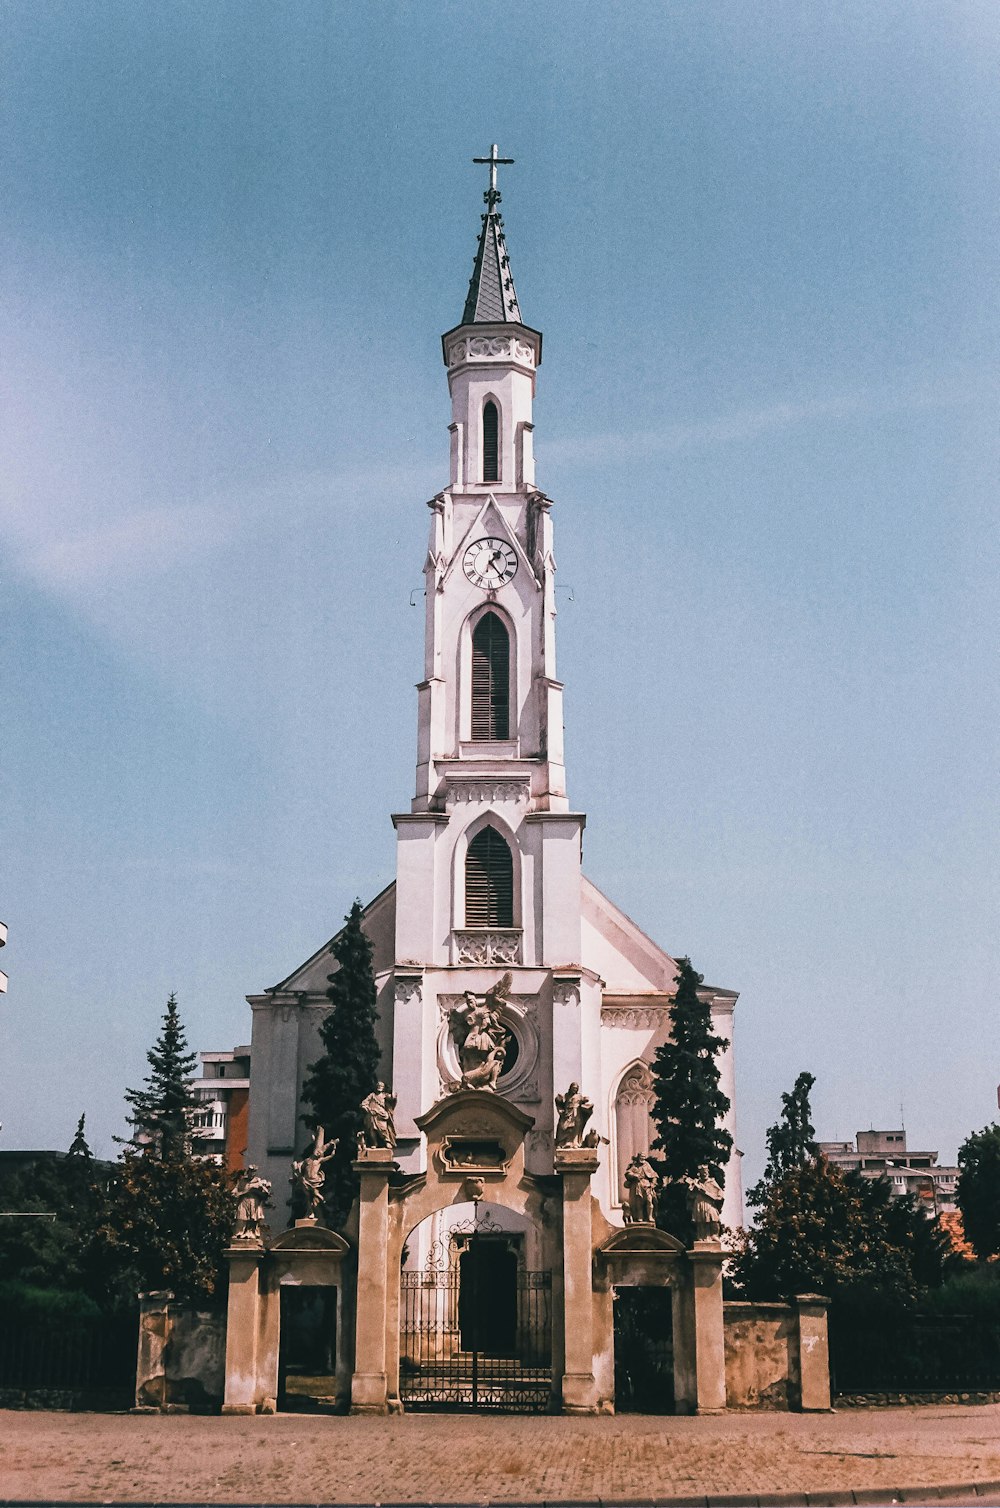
[459,1239,517,1354]
[613,1286,674,1413]
[277,1286,338,1413]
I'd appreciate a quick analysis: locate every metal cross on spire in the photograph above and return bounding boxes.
[473,143,514,209]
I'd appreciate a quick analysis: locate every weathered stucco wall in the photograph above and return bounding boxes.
[724,1302,798,1409]
[724,1296,831,1412]
[136,1293,226,1412]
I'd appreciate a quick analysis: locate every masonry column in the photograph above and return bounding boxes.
[689,1241,727,1413]
[222,1249,264,1414]
[351,1146,397,1413]
[554,1146,599,1414]
[795,1293,832,1411]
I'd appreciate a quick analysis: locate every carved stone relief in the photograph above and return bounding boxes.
[453,930,521,965]
[444,778,531,807]
[601,1005,667,1030]
[552,981,581,1009]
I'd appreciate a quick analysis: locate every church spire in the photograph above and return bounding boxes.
[461,144,523,325]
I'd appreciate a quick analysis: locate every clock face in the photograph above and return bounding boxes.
[463,536,518,590]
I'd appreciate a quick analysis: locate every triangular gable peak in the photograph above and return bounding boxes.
[250,882,396,999]
[580,875,679,996]
[442,494,539,589]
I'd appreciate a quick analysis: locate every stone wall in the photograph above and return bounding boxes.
[135,1292,227,1413]
[724,1295,831,1411]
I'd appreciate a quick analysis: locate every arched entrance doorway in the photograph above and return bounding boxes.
[399,1201,552,1412]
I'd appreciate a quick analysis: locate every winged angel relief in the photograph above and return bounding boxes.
[449,972,513,1091]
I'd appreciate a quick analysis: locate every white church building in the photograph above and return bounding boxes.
[244,151,741,1239]
[208,151,818,1420]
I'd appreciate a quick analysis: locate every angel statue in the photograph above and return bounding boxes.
[449,971,512,1092]
[290,1126,338,1221]
[232,1166,272,1245]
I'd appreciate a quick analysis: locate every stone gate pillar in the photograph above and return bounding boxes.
[555,1145,599,1414]
[222,1248,265,1414]
[689,1239,726,1413]
[351,1147,397,1413]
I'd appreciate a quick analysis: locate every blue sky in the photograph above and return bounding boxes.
[2,2,997,1189]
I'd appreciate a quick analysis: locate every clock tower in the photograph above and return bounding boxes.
[391,146,592,1153]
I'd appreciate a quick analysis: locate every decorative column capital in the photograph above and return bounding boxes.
[554,1147,600,1179]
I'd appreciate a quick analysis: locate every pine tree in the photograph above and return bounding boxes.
[957,1124,1000,1261]
[747,1070,817,1208]
[649,957,733,1239]
[68,1113,92,1160]
[301,900,381,1227]
[123,994,198,1158]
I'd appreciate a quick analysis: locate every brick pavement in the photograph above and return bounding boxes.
[1,1406,999,1504]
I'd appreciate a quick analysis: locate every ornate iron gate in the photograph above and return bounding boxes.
[400,1244,552,1412]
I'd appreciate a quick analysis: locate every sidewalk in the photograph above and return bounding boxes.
[1,1405,999,1505]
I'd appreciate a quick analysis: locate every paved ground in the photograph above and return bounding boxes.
[1,1406,1000,1505]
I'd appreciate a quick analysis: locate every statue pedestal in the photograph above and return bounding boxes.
[350,1152,399,1414]
[554,1148,600,1414]
[688,1239,726,1413]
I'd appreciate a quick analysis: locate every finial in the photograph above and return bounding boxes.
[472,142,514,212]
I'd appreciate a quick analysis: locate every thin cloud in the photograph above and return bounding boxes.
[542,381,985,466]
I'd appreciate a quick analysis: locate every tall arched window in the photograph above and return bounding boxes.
[615,1062,656,1203]
[482,400,499,482]
[471,612,510,741]
[465,826,514,928]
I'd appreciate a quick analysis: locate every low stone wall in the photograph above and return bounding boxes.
[724,1294,831,1411]
[135,1292,226,1413]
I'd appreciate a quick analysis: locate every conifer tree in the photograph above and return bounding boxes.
[68,1113,92,1160]
[123,993,198,1158]
[301,901,381,1227]
[747,1070,817,1208]
[649,957,732,1238]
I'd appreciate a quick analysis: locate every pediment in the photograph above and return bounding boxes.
[255,882,396,996]
[269,1224,350,1253]
[581,876,678,994]
[442,496,539,589]
[416,1088,534,1137]
[598,1225,685,1257]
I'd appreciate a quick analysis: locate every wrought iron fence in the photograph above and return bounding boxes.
[830,1309,1000,1395]
[0,1313,137,1405]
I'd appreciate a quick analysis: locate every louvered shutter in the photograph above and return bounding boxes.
[471,613,510,740]
[465,827,514,928]
[483,401,499,482]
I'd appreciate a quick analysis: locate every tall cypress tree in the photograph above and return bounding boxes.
[301,900,381,1227]
[123,993,198,1158]
[650,957,732,1238]
[747,1070,817,1208]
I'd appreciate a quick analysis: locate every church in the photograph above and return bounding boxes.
[210,151,829,1419]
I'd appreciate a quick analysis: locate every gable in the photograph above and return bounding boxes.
[260,882,396,996]
[580,876,679,995]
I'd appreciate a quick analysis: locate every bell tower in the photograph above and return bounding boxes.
[391,148,593,1145]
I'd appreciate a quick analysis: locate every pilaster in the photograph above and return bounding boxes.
[554,1147,599,1414]
[350,1149,398,1413]
[688,1240,727,1414]
[222,1248,264,1415]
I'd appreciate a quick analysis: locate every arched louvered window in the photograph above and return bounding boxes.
[482,400,499,483]
[471,612,510,741]
[465,826,514,928]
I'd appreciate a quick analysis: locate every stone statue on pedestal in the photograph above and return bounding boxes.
[684,1166,724,1240]
[359,1083,397,1151]
[623,1153,659,1225]
[554,1082,594,1148]
[449,972,512,1091]
[291,1127,338,1220]
[232,1167,272,1245]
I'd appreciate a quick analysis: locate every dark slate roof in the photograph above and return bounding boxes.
[461,202,523,324]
